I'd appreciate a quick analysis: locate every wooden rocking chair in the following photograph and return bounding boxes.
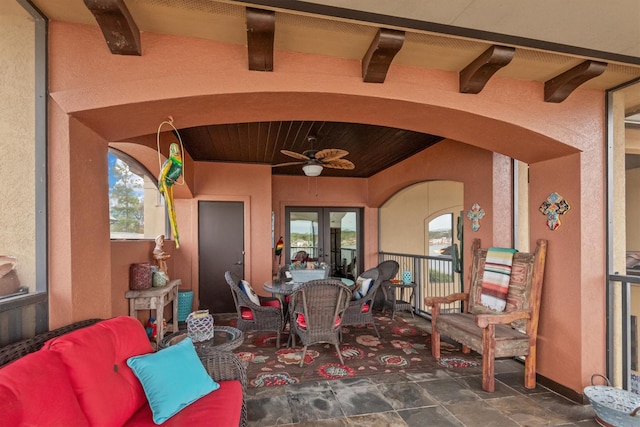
[425,238,547,392]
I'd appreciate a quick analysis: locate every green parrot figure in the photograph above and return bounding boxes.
[158,142,183,248]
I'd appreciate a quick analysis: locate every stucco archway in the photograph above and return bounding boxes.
[49,22,605,397]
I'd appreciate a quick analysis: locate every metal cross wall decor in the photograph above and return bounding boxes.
[539,192,570,231]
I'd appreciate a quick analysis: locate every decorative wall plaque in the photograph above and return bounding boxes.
[467,203,485,232]
[539,192,570,230]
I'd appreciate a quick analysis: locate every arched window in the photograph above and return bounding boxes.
[428,213,453,257]
[108,149,167,240]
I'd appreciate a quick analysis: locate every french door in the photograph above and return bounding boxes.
[284,207,362,279]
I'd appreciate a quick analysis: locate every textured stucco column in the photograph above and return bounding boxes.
[531,149,606,395]
[48,104,113,328]
[492,153,513,247]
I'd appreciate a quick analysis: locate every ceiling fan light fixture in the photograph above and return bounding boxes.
[302,164,323,176]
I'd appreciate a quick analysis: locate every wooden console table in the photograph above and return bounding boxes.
[125,279,181,342]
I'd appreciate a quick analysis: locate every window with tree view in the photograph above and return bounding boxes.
[109,149,166,240]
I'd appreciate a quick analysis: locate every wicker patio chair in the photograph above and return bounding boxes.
[198,350,248,427]
[375,260,399,312]
[341,267,382,337]
[225,271,284,348]
[289,279,351,367]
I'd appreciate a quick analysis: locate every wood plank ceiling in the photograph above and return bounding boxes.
[179,121,444,178]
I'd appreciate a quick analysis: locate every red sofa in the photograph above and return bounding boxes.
[0,316,246,426]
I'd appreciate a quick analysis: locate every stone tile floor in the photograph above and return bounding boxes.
[245,313,599,426]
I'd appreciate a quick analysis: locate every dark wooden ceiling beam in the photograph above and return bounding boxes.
[544,60,608,103]
[459,45,515,94]
[83,0,141,55]
[362,28,405,83]
[246,8,275,72]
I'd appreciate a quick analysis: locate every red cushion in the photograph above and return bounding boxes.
[241,307,254,320]
[242,299,280,320]
[45,317,154,427]
[296,314,341,329]
[0,349,90,426]
[123,380,243,426]
[361,303,370,313]
[0,384,21,426]
[261,299,281,308]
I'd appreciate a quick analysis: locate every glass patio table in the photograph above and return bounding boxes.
[159,326,244,356]
[263,277,355,296]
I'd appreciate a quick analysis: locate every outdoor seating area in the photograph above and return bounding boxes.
[212,241,594,426]
[7,2,640,425]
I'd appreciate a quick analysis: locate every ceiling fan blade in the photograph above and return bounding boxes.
[315,148,348,161]
[322,158,355,170]
[280,150,310,161]
[272,161,306,168]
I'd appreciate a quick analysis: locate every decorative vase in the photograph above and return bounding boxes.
[187,310,214,342]
[152,270,169,287]
[129,263,153,290]
[402,270,412,284]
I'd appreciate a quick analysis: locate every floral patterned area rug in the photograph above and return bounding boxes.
[215,313,480,388]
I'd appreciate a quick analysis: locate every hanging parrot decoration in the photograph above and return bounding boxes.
[275,236,284,265]
[158,142,183,248]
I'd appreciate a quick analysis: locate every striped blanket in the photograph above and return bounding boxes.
[480,247,517,311]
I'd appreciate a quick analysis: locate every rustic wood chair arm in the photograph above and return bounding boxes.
[475,309,531,328]
[424,292,469,307]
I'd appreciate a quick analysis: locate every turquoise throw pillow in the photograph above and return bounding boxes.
[127,337,220,424]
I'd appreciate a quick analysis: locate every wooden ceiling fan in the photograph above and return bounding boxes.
[272,136,355,176]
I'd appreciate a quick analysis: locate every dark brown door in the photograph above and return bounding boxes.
[198,201,244,314]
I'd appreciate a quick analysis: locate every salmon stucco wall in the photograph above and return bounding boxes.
[531,151,606,393]
[369,140,496,271]
[49,111,112,328]
[110,240,176,320]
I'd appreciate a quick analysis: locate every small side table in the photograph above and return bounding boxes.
[383,281,416,320]
[125,279,181,342]
[159,326,244,356]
